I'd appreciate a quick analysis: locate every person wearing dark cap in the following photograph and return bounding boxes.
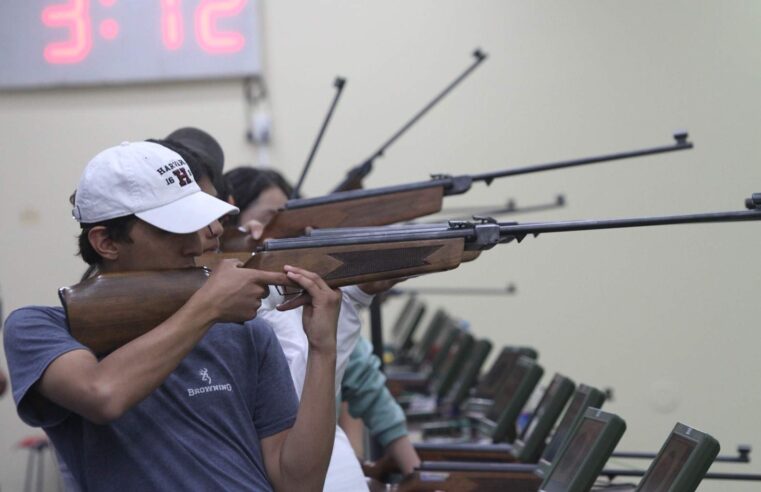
[166,126,225,175]
[3,141,341,491]
[166,127,230,199]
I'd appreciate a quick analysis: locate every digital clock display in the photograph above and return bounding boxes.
[0,0,262,89]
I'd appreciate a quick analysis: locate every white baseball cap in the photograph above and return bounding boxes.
[72,141,239,233]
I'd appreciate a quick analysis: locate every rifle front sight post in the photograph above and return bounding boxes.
[673,130,689,145]
[745,193,761,210]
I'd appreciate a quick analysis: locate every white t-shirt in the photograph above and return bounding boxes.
[258,285,374,491]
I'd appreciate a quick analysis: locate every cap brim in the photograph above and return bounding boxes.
[136,191,238,234]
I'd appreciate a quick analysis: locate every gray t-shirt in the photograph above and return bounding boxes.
[4,306,299,491]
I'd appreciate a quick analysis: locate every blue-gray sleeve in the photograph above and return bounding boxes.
[251,320,300,438]
[3,306,90,428]
[341,338,408,448]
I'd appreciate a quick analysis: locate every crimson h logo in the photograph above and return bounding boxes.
[172,168,193,186]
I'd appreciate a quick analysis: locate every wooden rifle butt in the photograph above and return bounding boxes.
[59,268,210,356]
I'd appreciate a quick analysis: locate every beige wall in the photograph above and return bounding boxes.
[1,1,760,490]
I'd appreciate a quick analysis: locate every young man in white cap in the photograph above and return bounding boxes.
[162,126,418,490]
[3,141,341,491]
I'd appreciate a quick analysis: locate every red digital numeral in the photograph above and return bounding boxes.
[195,0,246,54]
[160,0,184,50]
[42,0,93,64]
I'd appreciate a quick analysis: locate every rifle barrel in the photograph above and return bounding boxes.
[601,468,761,482]
[436,195,565,218]
[266,203,761,250]
[471,135,692,184]
[612,449,749,463]
[332,49,488,192]
[389,285,515,296]
[292,77,346,198]
[372,49,487,160]
[500,209,761,237]
[291,135,692,209]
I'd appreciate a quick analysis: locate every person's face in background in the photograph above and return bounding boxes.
[238,185,288,227]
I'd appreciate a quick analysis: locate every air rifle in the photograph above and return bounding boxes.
[221,132,693,251]
[332,49,488,193]
[61,192,761,355]
[291,77,346,198]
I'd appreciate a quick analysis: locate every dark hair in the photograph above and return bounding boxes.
[70,191,137,269]
[224,167,294,224]
[216,172,232,203]
[165,127,224,177]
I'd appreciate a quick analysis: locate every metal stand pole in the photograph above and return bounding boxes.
[368,296,385,460]
[369,296,384,372]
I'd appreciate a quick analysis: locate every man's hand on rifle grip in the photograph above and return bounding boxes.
[195,259,288,324]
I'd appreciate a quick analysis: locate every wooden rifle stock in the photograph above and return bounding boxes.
[59,269,209,356]
[461,250,482,262]
[61,238,467,355]
[61,194,760,354]
[221,185,445,251]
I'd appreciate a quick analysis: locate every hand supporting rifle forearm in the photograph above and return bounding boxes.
[265,266,342,492]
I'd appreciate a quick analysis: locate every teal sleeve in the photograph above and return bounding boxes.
[341,337,408,448]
